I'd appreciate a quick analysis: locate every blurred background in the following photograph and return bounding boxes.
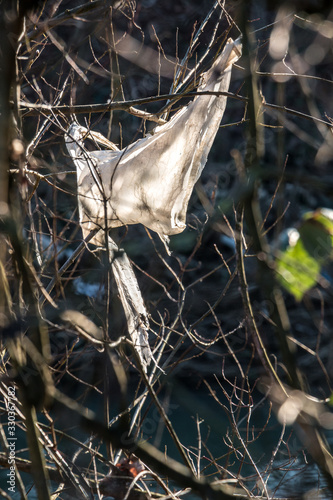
[1,1,333,498]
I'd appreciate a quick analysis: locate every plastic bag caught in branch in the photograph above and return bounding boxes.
[65,37,241,372]
[65,37,242,247]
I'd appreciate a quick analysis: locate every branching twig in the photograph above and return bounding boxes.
[19,90,246,117]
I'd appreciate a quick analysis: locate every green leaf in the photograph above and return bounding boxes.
[275,208,333,300]
[276,236,320,301]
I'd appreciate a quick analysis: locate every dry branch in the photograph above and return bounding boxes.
[19,90,246,117]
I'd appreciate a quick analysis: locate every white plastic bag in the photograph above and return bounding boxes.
[66,38,241,247]
[65,38,241,372]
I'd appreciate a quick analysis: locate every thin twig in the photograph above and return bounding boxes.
[19,90,246,116]
[39,229,99,306]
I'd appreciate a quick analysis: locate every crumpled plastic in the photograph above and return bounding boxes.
[65,37,242,247]
[65,38,241,372]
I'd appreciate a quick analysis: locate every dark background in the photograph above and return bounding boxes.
[1,1,333,498]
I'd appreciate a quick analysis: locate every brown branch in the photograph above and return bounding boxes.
[19,93,333,133]
[39,229,99,306]
[263,100,333,130]
[26,0,106,41]
[51,388,250,500]
[237,0,305,391]
[235,209,288,395]
[19,91,247,117]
